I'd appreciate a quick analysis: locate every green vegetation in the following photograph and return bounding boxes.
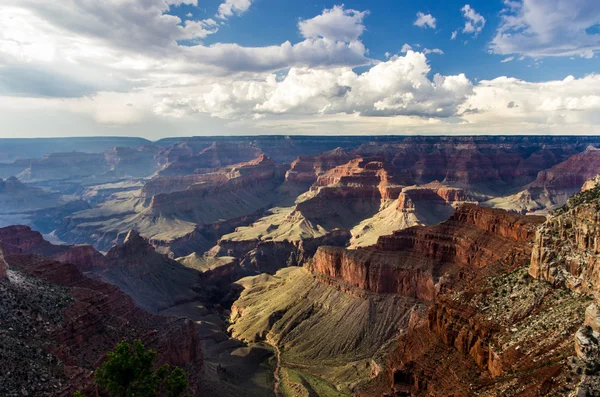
[75,340,189,397]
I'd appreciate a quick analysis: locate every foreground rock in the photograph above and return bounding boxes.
[0,246,203,397]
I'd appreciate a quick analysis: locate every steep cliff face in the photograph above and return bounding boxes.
[488,147,600,215]
[159,142,263,176]
[310,205,543,300]
[530,146,600,193]
[353,137,593,191]
[103,145,160,178]
[529,180,600,293]
[59,155,288,254]
[356,199,600,396]
[284,147,357,191]
[1,251,203,397]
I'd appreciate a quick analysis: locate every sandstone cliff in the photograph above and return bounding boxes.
[310,205,543,300]
[529,179,600,293]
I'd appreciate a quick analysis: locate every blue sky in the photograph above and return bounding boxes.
[1,0,600,138]
[169,0,600,82]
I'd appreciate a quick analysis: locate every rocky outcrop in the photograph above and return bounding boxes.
[397,183,474,211]
[395,182,478,226]
[355,137,600,194]
[1,250,203,397]
[103,230,203,312]
[311,205,544,300]
[583,175,600,192]
[529,182,600,293]
[0,225,105,269]
[530,146,600,193]
[284,147,357,190]
[159,142,263,176]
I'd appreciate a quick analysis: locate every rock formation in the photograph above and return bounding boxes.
[0,244,202,397]
[284,147,357,192]
[310,205,542,300]
[0,176,63,213]
[158,142,263,176]
[529,179,600,293]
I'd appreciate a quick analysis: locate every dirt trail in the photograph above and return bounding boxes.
[267,333,283,397]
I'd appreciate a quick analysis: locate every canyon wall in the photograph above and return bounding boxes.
[309,205,543,300]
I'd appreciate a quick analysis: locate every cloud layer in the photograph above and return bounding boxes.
[0,0,599,138]
[491,0,600,58]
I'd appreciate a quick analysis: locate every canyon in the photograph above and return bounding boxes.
[2,135,600,396]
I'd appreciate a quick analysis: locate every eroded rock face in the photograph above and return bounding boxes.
[0,225,105,269]
[354,137,599,191]
[311,205,543,300]
[103,230,203,312]
[284,147,357,190]
[530,146,600,193]
[2,252,203,397]
[147,155,287,218]
[159,142,263,176]
[529,183,600,293]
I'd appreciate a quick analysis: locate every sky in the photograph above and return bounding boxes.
[1,0,600,139]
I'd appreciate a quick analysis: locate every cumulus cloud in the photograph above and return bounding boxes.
[298,5,368,42]
[154,51,473,119]
[500,56,514,63]
[451,31,458,40]
[217,0,253,19]
[461,5,485,37]
[0,1,371,101]
[459,74,600,127]
[490,0,600,58]
[414,12,436,29]
[1,0,600,137]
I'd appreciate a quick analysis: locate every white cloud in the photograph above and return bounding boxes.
[0,1,371,100]
[217,0,253,19]
[461,5,485,37]
[298,5,368,42]
[154,51,473,119]
[401,44,413,53]
[459,74,600,127]
[414,12,436,29]
[1,0,600,137]
[491,0,600,58]
[501,56,515,63]
[423,48,444,55]
[451,31,458,40]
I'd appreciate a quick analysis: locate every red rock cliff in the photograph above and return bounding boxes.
[310,205,544,300]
